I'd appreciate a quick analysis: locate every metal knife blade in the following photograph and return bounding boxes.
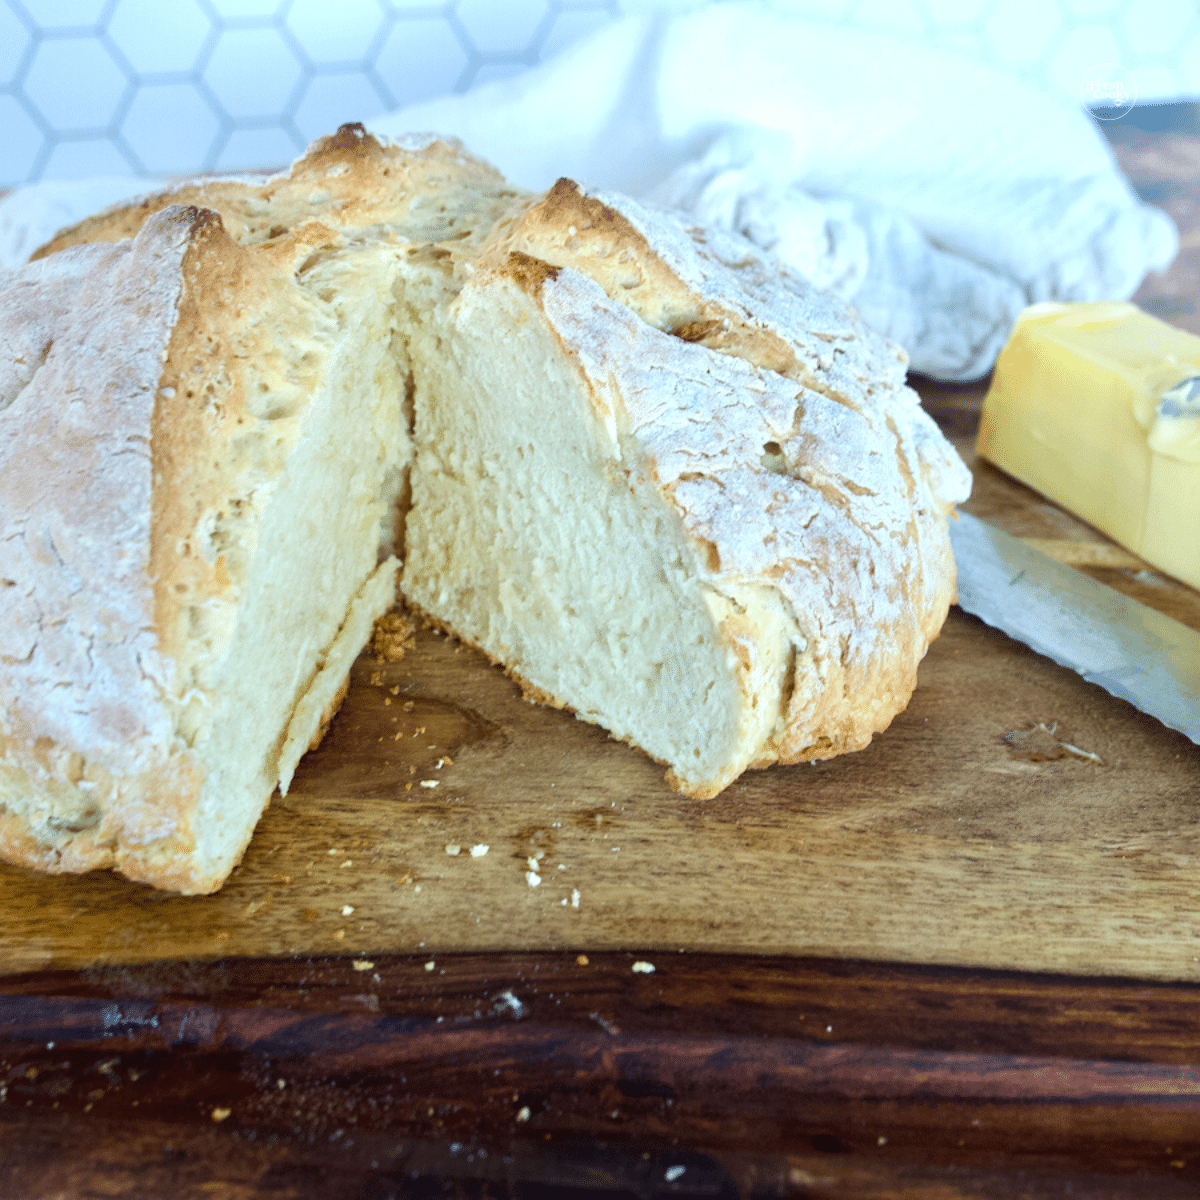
[948,511,1200,744]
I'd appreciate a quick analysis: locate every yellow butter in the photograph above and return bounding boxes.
[977,301,1200,590]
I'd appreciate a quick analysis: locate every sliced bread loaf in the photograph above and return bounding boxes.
[0,127,970,891]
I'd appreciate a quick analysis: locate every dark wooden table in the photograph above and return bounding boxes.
[4,107,1200,1199]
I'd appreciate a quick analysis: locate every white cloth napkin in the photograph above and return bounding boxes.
[2,4,1176,381]
[370,5,1177,381]
[0,177,165,272]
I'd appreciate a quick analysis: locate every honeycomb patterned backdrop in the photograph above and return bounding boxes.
[1,0,1197,188]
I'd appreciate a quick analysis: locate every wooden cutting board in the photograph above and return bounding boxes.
[5,131,1200,988]
[3,379,1198,981]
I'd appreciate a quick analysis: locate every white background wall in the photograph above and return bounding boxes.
[1,0,1197,187]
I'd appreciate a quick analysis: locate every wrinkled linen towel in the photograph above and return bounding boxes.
[370,4,1177,380]
[1,4,1175,380]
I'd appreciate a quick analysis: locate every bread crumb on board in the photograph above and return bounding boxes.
[369,608,417,661]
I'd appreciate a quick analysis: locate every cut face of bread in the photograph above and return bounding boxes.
[1,126,971,892]
[400,258,799,796]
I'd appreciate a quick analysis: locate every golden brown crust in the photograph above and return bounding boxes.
[483,178,803,380]
[33,124,522,261]
[502,250,562,294]
[149,208,341,668]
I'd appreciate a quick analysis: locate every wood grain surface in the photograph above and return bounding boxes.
[3,584,1198,982]
[3,111,1200,1199]
[7,952,1200,1198]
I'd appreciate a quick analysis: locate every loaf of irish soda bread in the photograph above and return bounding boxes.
[2,126,970,892]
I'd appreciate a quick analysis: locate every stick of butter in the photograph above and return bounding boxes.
[977,301,1200,591]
